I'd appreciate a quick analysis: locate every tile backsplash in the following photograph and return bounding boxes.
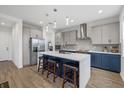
[61,39,120,53]
[62,39,92,50]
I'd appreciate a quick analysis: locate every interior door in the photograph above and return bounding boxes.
[0,30,9,61]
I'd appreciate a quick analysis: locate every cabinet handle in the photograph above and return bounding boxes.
[6,47,8,51]
[108,39,111,43]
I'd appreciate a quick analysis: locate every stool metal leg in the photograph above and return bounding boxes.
[53,63,56,82]
[62,65,66,88]
[74,69,77,88]
[38,59,41,72]
[47,62,49,78]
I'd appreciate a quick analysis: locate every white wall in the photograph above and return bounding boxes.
[120,6,124,80]
[12,21,23,68]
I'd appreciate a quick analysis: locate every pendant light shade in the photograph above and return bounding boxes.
[66,17,69,25]
[53,21,56,28]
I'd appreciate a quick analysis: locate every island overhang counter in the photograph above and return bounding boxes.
[38,51,91,88]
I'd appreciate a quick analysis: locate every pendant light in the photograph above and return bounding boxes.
[66,17,69,25]
[46,25,48,32]
[53,21,56,28]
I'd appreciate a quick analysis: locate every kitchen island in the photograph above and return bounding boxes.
[38,51,90,88]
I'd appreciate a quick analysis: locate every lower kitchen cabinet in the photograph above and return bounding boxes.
[101,54,111,70]
[91,53,95,67]
[91,53,120,73]
[109,55,120,72]
[91,53,101,68]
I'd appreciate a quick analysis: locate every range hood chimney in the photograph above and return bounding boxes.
[77,23,90,40]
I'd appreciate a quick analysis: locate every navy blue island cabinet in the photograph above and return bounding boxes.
[90,53,102,68]
[90,53,121,73]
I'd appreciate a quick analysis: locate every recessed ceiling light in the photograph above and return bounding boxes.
[53,8,57,12]
[98,10,103,14]
[70,19,74,23]
[40,21,43,24]
[1,22,5,26]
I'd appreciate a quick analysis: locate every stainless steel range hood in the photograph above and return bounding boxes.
[77,23,90,40]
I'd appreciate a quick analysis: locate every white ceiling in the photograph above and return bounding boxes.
[0,5,122,30]
[0,16,15,28]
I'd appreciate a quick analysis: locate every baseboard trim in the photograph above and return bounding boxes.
[120,72,124,81]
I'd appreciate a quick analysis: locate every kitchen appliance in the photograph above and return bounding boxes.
[30,38,45,65]
[48,41,53,51]
[55,45,61,50]
[77,23,90,40]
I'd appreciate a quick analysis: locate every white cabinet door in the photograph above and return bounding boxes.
[70,31,76,44]
[92,26,102,44]
[109,22,119,44]
[61,32,64,45]
[64,31,70,45]
[55,32,62,45]
[55,33,59,45]
[102,24,111,44]
[69,31,72,44]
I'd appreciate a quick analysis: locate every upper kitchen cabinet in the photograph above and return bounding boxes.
[102,22,119,44]
[55,32,61,45]
[69,31,77,44]
[91,22,119,44]
[62,30,77,45]
[55,32,63,45]
[110,22,119,44]
[64,31,70,45]
[91,26,102,44]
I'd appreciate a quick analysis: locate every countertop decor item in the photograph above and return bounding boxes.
[111,47,119,53]
[103,46,108,52]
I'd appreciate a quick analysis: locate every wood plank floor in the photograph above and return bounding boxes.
[0,61,124,88]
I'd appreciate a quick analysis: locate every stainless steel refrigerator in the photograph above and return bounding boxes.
[30,38,45,65]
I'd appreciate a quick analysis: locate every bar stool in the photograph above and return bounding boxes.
[62,64,79,88]
[38,56,43,72]
[42,57,48,74]
[37,55,48,74]
[47,59,58,82]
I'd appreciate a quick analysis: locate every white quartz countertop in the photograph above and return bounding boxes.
[38,51,90,62]
[88,50,121,55]
[60,49,121,55]
[61,49,77,51]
